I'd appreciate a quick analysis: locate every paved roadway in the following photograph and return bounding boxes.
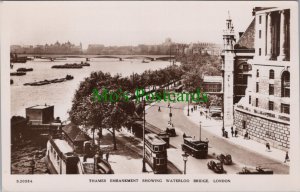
[146,102,289,174]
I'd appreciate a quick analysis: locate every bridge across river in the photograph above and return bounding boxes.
[19,54,175,61]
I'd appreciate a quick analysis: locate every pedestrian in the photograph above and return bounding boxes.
[235,129,238,137]
[191,108,193,113]
[266,142,271,152]
[106,152,110,161]
[205,138,209,143]
[158,106,161,112]
[244,131,249,139]
[231,127,234,137]
[224,131,228,138]
[284,151,290,163]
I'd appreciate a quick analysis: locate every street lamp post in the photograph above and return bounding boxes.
[199,121,202,141]
[187,97,190,116]
[142,98,147,172]
[94,151,99,174]
[182,152,189,174]
[169,104,172,123]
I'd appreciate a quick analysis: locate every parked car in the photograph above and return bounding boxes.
[237,166,273,174]
[217,154,232,165]
[207,160,224,173]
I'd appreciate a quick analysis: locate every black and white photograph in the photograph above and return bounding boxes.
[1,1,299,191]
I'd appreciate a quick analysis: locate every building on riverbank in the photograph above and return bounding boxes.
[203,75,223,94]
[232,7,292,150]
[62,123,92,153]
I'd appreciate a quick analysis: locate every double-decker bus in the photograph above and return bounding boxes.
[145,133,168,174]
[181,136,208,159]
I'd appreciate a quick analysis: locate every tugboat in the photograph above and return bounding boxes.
[17,68,33,72]
[80,61,90,66]
[10,72,26,76]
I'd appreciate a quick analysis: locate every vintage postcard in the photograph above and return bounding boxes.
[1,1,299,191]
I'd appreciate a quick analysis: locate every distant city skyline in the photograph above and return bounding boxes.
[2,1,290,49]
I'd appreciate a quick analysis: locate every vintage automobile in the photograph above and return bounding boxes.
[237,166,274,174]
[216,154,232,165]
[207,160,224,174]
[166,123,176,137]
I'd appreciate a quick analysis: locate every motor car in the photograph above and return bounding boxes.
[217,154,232,165]
[207,160,224,173]
[237,166,273,174]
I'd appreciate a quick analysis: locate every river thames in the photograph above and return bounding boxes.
[11,58,173,120]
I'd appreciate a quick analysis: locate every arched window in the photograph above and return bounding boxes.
[281,71,290,97]
[269,69,275,79]
[256,69,259,77]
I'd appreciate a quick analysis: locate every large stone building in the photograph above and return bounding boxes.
[233,7,292,150]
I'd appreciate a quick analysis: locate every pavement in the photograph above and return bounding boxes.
[98,129,181,174]
[146,101,289,174]
[183,105,290,166]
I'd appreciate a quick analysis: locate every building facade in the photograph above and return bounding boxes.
[234,7,291,150]
[26,105,54,125]
[203,76,223,94]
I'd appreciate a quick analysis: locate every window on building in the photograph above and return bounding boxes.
[281,71,290,97]
[269,101,274,111]
[259,15,262,24]
[256,82,259,93]
[259,48,262,56]
[249,96,251,104]
[242,121,246,129]
[259,30,262,38]
[256,69,259,77]
[281,104,290,114]
[255,98,258,107]
[269,69,275,79]
[269,84,274,95]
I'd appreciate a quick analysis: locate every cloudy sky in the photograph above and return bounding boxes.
[1,1,292,48]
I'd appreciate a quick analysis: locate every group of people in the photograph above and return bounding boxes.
[222,127,238,138]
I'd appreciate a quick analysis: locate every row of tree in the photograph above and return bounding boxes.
[69,65,183,151]
[70,52,222,151]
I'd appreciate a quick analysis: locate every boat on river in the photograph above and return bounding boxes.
[10,72,26,76]
[51,62,90,69]
[17,68,33,72]
[24,75,74,86]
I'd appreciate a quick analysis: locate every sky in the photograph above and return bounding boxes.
[1,1,292,49]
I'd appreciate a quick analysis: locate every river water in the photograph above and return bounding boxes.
[11,58,172,120]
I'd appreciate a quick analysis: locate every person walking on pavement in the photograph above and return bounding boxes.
[231,127,234,137]
[266,142,271,152]
[284,151,290,163]
[234,129,238,137]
